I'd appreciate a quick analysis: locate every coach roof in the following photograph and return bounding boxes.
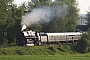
[45,32,82,36]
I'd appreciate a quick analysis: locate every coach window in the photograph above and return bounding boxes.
[60,35,63,39]
[57,35,59,39]
[54,35,57,39]
[51,36,53,39]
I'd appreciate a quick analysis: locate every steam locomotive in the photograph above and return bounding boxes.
[16,30,82,46]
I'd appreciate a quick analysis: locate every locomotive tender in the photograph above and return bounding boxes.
[16,30,82,46]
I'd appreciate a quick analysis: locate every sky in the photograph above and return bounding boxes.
[13,0,31,6]
[14,0,90,14]
[77,0,90,14]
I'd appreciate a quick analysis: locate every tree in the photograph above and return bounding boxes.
[30,23,42,32]
[6,3,25,44]
[65,0,79,32]
[0,0,15,44]
[0,0,26,44]
[31,0,52,7]
[47,20,58,32]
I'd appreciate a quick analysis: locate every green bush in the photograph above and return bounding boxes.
[76,32,90,53]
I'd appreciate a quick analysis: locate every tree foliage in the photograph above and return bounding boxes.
[0,0,25,44]
[30,23,42,32]
[0,0,15,44]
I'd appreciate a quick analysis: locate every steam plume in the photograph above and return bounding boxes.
[21,4,68,31]
[21,25,27,31]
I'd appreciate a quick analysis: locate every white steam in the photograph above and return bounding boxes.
[21,25,27,31]
[21,4,68,31]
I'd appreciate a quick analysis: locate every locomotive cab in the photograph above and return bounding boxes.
[16,32,26,46]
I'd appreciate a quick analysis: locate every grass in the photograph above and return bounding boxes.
[0,44,78,55]
[0,53,90,60]
[0,44,90,60]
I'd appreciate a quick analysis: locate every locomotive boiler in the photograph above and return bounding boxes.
[16,30,82,46]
